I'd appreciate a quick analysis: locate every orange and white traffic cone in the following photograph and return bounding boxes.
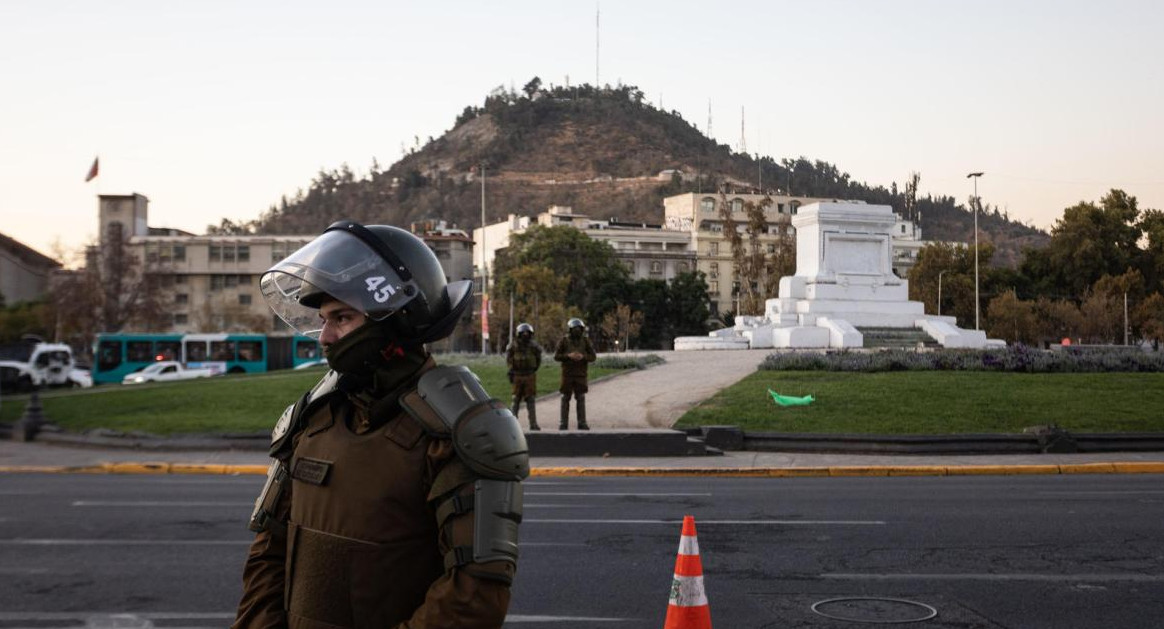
[664,515,712,629]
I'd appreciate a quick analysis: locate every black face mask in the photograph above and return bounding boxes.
[325,320,395,377]
[569,328,584,339]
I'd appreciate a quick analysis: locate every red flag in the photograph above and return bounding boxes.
[85,157,99,182]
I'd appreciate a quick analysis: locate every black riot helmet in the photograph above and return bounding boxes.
[567,318,585,330]
[260,220,472,345]
[516,322,534,338]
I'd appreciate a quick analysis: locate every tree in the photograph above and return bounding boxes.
[985,290,1039,345]
[493,225,631,328]
[489,264,575,350]
[1132,293,1164,349]
[908,241,987,327]
[600,303,644,352]
[1029,189,1143,298]
[667,271,712,338]
[1034,297,1082,345]
[717,192,789,315]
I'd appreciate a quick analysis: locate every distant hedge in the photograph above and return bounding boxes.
[595,354,665,370]
[760,346,1164,373]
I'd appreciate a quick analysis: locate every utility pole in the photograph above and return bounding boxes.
[480,163,488,354]
[967,172,984,330]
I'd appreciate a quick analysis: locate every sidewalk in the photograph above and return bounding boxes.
[2,350,1163,476]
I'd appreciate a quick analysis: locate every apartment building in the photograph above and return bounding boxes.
[96,194,473,336]
[0,232,60,305]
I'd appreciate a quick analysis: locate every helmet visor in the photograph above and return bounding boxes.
[260,230,420,337]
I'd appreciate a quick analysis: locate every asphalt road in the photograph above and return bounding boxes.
[1,473,1163,628]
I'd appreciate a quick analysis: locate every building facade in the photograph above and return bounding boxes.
[0,232,60,306]
[95,194,473,337]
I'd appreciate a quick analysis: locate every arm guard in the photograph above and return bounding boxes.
[405,366,529,574]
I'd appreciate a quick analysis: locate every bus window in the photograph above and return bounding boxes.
[98,341,122,371]
[296,340,318,359]
[187,342,208,362]
[127,341,153,362]
[211,341,236,361]
[155,341,180,361]
[237,341,263,362]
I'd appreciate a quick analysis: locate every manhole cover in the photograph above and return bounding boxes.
[811,597,938,624]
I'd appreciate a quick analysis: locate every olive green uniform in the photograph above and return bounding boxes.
[505,339,542,430]
[553,334,596,429]
[233,357,516,628]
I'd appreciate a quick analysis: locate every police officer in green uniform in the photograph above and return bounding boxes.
[553,317,596,430]
[505,322,542,431]
[234,221,528,629]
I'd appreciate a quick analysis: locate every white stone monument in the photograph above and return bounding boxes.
[675,202,990,350]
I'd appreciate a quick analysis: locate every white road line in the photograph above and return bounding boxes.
[526,519,885,525]
[0,612,631,623]
[1036,490,1164,495]
[822,573,1164,582]
[72,501,251,507]
[525,492,712,496]
[0,539,250,546]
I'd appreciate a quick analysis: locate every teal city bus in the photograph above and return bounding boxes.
[93,333,321,384]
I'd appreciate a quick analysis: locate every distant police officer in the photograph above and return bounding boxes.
[234,221,528,629]
[553,317,596,430]
[505,322,542,431]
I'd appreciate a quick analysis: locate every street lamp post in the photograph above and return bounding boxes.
[937,270,948,317]
[966,172,984,330]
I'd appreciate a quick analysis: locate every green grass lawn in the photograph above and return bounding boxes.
[676,371,1164,434]
[0,355,620,435]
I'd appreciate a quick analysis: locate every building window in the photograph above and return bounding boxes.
[700,197,716,213]
[709,242,719,256]
[239,294,252,305]
[650,261,662,274]
[709,262,719,279]
[210,245,222,262]
[767,244,776,254]
[731,198,744,213]
[211,275,223,291]
[237,245,250,262]
[778,203,786,214]
[174,313,188,325]
[223,245,236,263]
[175,293,188,305]
[709,281,719,293]
[225,275,238,288]
[678,262,689,273]
[173,245,186,262]
[790,201,801,215]
[239,275,252,285]
[175,275,187,284]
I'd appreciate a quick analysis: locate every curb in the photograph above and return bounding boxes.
[2,462,1163,477]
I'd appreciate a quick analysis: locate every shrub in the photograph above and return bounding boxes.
[594,354,665,370]
[759,346,1164,373]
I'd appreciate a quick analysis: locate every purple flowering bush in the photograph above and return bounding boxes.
[760,346,1164,373]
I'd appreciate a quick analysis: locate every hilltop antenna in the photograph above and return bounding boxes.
[707,100,713,138]
[595,3,600,86]
[739,106,747,154]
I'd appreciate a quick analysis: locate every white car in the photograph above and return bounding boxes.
[121,361,214,384]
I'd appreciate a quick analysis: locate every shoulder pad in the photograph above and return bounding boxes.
[410,366,529,481]
[269,370,340,457]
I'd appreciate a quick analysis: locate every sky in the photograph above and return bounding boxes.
[3,0,1162,266]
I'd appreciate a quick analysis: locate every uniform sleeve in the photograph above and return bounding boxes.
[553,338,567,362]
[584,338,597,363]
[533,343,543,369]
[504,343,514,368]
[232,475,293,629]
[396,450,514,628]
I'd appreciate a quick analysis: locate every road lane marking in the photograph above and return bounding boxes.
[0,612,631,623]
[526,519,885,525]
[72,501,251,507]
[526,492,712,496]
[0,539,250,546]
[1036,490,1164,495]
[822,573,1164,582]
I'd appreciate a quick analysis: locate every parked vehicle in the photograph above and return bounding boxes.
[0,340,90,391]
[121,361,214,384]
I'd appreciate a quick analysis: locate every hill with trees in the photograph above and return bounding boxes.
[212,79,1047,265]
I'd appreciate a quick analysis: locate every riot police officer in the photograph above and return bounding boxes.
[506,322,542,431]
[553,317,596,430]
[234,221,528,628]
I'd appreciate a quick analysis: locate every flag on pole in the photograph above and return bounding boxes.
[85,157,99,182]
